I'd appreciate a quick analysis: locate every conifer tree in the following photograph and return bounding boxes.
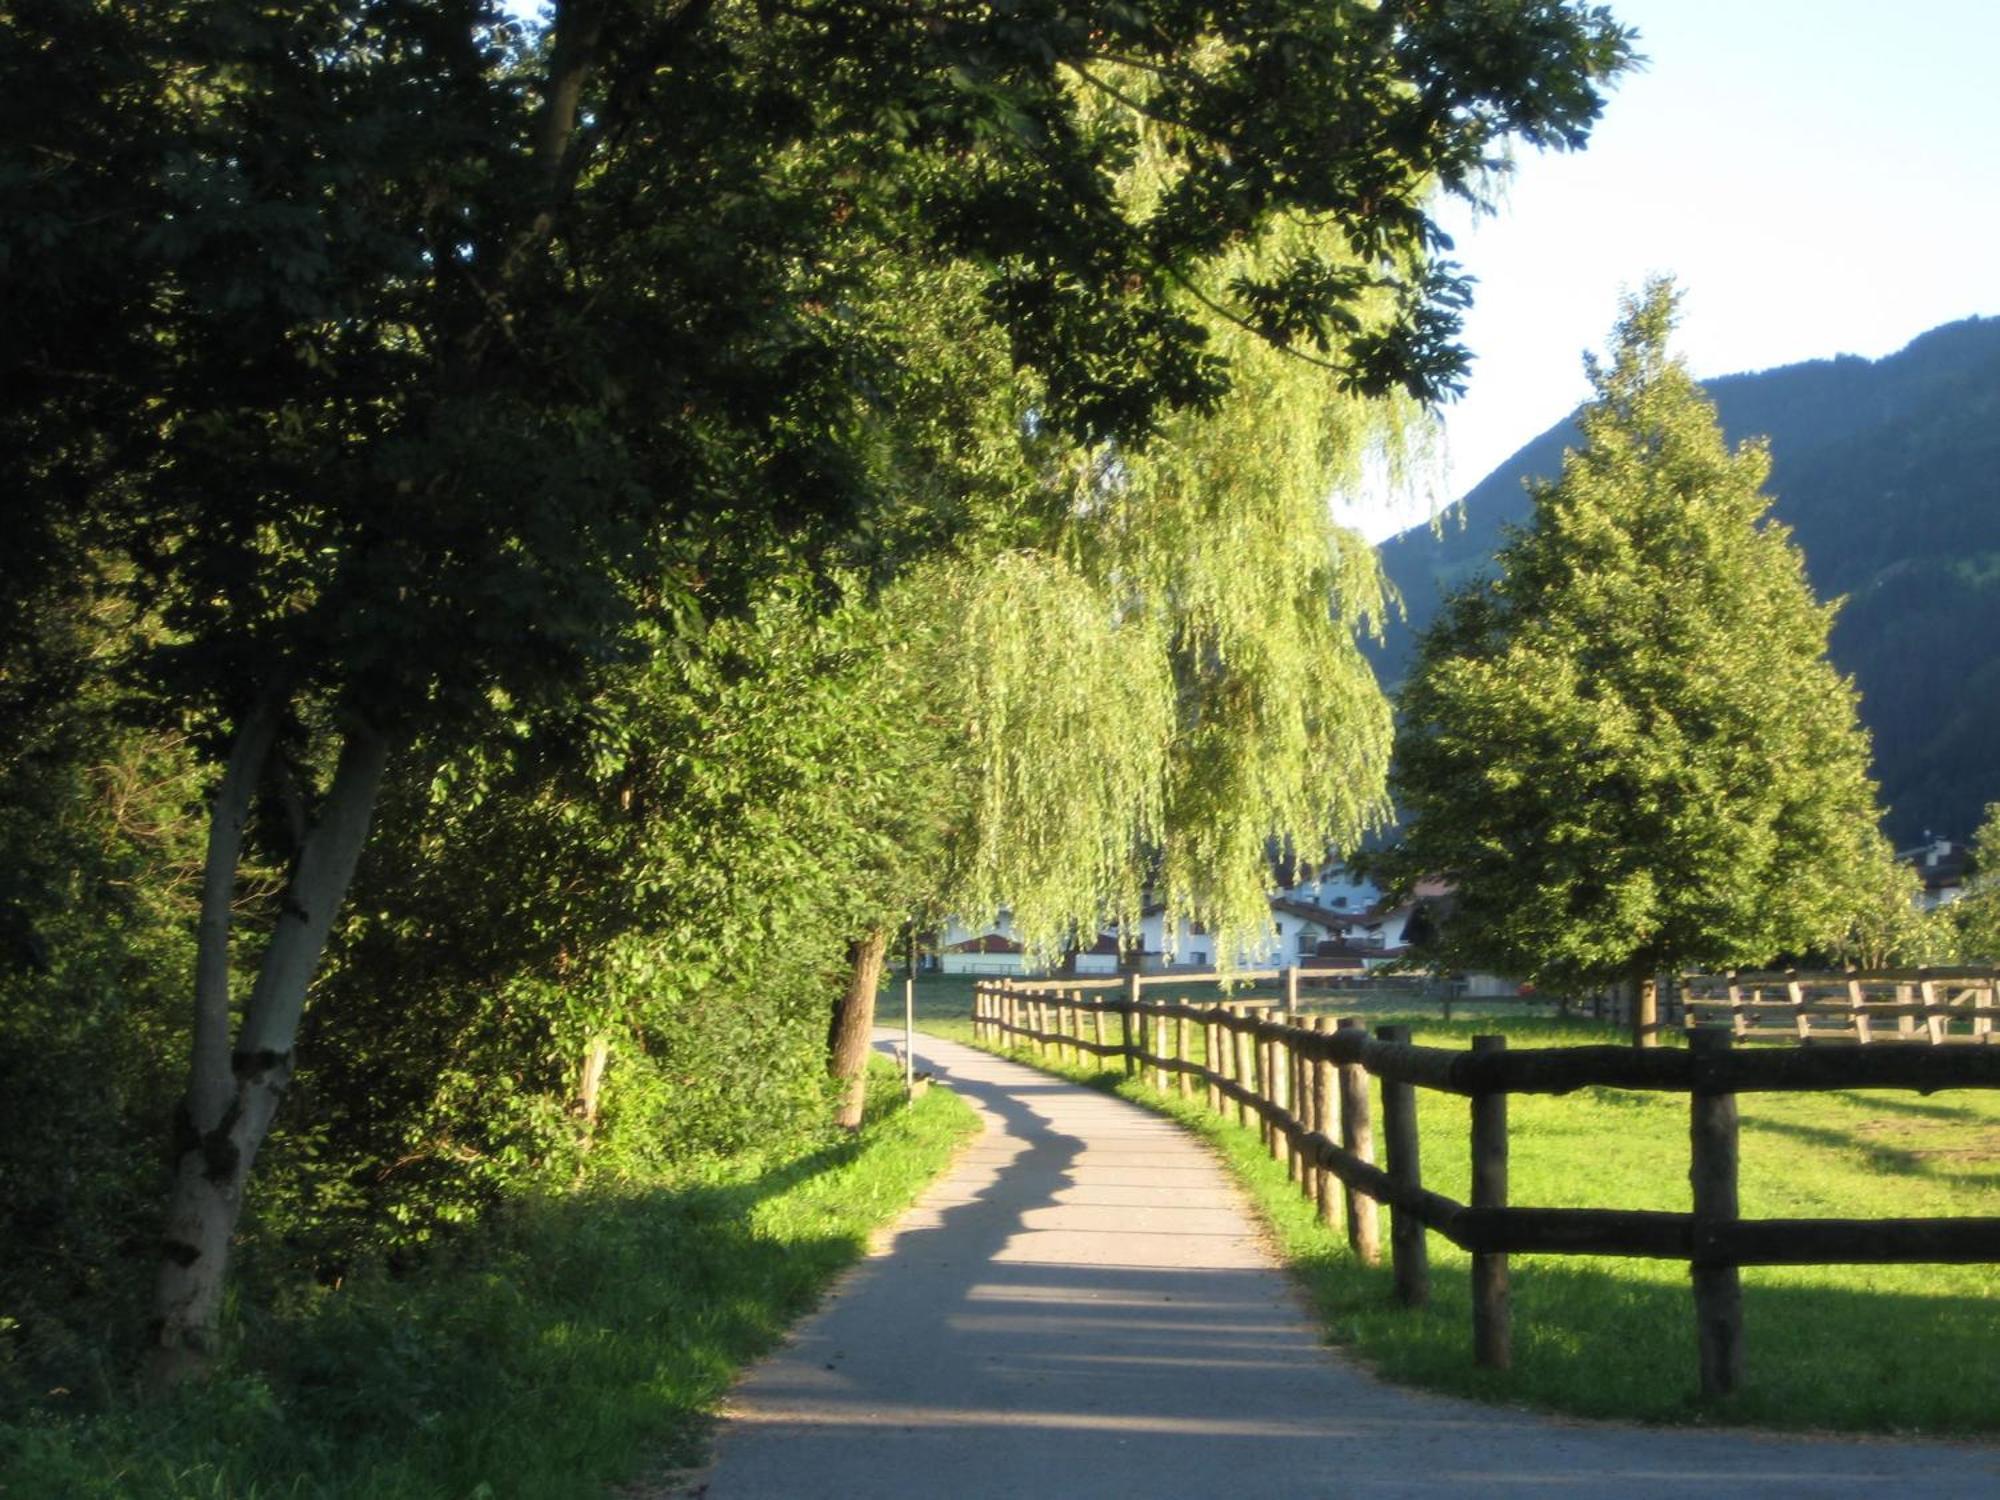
[1380,280,1885,1038]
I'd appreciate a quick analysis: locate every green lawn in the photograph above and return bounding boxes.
[0,1059,979,1498]
[949,1006,2000,1435]
[901,971,1541,1046]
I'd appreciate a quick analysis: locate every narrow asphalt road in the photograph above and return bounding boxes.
[695,1032,2000,1498]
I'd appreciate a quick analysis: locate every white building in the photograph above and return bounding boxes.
[937,911,1029,975]
[934,865,1454,978]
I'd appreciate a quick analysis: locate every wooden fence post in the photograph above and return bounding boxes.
[1377,1023,1429,1307]
[1122,972,1141,1075]
[1264,1023,1285,1163]
[1232,1008,1257,1130]
[1921,971,1945,1046]
[1280,1024,1296,1184]
[1312,1018,1341,1233]
[1285,965,1301,1011]
[1338,1017,1380,1264]
[1295,1022,1316,1201]
[1224,1016,1240,1136]
[1206,1011,1224,1113]
[1634,974,1660,1049]
[1470,1035,1510,1369]
[1176,1011,1193,1098]
[1689,1028,1744,1398]
[973,982,986,1045]
[1285,1019,1304,1185]
[1152,1006,1169,1092]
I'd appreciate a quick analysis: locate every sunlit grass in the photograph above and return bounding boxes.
[957,1009,2000,1434]
[0,1059,979,1498]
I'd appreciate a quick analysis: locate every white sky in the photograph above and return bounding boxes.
[1335,0,2000,541]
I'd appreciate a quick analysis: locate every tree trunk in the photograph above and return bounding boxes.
[578,1035,612,1135]
[149,718,390,1390]
[829,928,888,1130]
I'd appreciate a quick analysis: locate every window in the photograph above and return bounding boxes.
[1192,951,1208,967]
[1296,929,1317,956]
[1332,895,1348,908]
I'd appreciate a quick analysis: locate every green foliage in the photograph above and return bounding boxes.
[1828,846,1959,969]
[1373,316,2000,847]
[0,1064,978,1497]
[1381,280,1886,990]
[0,0,1633,1391]
[1950,802,2000,961]
[0,588,208,1398]
[273,581,945,1259]
[902,552,1174,956]
[896,205,1412,968]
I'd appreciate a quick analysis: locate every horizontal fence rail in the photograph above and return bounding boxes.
[969,973,2000,1398]
[1681,968,1998,1045]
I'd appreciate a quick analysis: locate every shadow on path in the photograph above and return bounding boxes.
[697,1034,2000,1499]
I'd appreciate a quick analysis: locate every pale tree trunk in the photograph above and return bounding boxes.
[149,0,601,1389]
[149,717,390,1389]
[828,929,888,1130]
[577,1036,612,1135]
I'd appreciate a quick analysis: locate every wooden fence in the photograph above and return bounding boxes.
[970,974,2000,1397]
[1680,968,1998,1044]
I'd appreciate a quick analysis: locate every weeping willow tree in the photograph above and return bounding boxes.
[821,83,1471,1117]
[822,227,1420,1117]
[862,235,1421,986]
[911,129,1426,970]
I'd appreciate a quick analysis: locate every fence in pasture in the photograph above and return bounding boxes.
[969,972,2000,1398]
[1519,967,1998,1048]
[1679,968,1998,1044]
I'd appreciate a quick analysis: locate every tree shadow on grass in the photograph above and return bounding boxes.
[1737,1110,2000,1193]
[1298,1245,2000,1437]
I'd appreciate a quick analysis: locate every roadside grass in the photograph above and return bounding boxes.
[956,1012,2000,1436]
[0,1058,978,1498]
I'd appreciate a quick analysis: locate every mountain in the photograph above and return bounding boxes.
[1372,316,2000,846]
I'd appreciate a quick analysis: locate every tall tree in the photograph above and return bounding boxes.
[1378,280,1885,1038]
[1953,804,2000,962]
[1,0,1631,1379]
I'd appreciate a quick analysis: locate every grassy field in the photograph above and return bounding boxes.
[0,1058,979,1498]
[900,971,1538,1046]
[933,986,2000,1436]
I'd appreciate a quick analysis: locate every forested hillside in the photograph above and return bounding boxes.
[1374,316,2000,844]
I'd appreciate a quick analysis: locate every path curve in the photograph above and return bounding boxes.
[698,1032,2000,1498]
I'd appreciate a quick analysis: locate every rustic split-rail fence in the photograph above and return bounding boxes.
[970,969,2000,1398]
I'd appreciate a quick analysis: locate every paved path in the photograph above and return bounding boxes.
[698,1032,2000,1498]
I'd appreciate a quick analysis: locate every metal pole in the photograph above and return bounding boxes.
[904,928,917,1099]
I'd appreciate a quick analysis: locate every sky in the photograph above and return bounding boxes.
[1334,0,2000,542]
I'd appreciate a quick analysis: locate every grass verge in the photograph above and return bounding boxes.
[0,1057,978,1498]
[958,1016,2000,1437]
